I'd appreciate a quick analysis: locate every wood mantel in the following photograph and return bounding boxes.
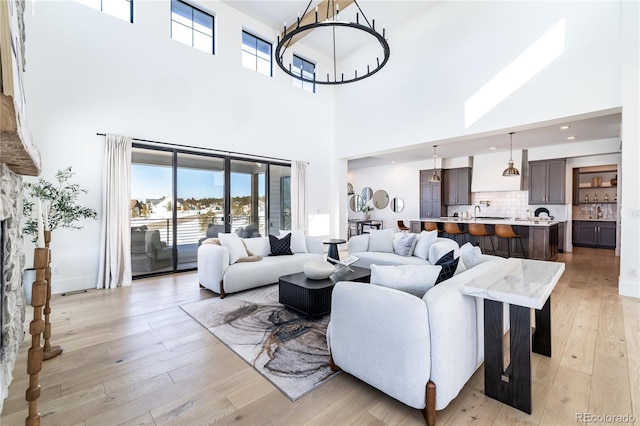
[0,94,40,176]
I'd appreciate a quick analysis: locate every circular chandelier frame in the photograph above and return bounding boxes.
[275,1,390,85]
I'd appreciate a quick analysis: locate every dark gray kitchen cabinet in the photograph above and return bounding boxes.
[443,167,472,205]
[573,220,616,248]
[529,159,566,204]
[420,169,445,218]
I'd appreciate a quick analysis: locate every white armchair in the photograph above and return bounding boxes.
[326,255,507,425]
[327,281,434,422]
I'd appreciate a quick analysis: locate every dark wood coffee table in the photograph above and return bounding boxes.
[279,266,371,316]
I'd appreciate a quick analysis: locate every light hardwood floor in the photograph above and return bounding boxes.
[2,247,638,425]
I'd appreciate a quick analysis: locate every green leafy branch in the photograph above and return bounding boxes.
[361,203,374,213]
[23,167,97,241]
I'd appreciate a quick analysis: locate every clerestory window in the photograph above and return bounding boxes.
[77,0,133,23]
[292,55,315,93]
[242,31,272,77]
[171,0,214,54]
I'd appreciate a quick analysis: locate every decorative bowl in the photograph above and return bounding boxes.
[303,260,336,280]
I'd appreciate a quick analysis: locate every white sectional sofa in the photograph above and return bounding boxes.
[327,241,507,425]
[197,233,324,298]
[348,229,456,268]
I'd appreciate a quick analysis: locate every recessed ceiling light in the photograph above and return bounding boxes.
[489,146,497,150]
[567,136,576,140]
[560,125,571,130]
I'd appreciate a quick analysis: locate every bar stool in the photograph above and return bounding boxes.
[397,220,410,232]
[468,223,496,254]
[423,221,439,233]
[494,224,526,258]
[443,222,468,245]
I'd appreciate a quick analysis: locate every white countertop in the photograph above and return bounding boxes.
[416,217,562,227]
[461,258,565,309]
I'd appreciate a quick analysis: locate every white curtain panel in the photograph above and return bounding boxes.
[291,160,308,231]
[97,133,132,289]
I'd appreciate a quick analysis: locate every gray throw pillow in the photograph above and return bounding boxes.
[393,233,417,256]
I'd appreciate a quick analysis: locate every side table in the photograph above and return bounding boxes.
[323,239,346,263]
[461,258,565,414]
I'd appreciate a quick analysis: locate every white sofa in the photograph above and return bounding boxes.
[326,252,507,425]
[348,230,454,268]
[197,235,324,297]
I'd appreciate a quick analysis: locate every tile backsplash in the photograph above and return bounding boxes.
[572,204,618,221]
[447,191,569,220]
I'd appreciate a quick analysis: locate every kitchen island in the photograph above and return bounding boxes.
[409,217,563,261]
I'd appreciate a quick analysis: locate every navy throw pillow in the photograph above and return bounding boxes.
[269,233,293,256]
[435,250,459,284]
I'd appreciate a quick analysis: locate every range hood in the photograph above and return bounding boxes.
[471,150,527,192]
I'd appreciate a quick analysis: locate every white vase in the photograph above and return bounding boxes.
[23,268,36,305]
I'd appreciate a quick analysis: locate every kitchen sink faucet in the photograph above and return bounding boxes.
[474,205,481,220]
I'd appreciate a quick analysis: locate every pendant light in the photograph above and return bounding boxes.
[428,145,441,182]
[502,132,520,177]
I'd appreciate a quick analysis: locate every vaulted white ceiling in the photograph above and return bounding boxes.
[219,1,622,168]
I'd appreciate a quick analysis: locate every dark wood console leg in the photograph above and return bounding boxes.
[483,300,532,414]
[508,304,532,414]
[483,299,505,402]
[533,296,552,357]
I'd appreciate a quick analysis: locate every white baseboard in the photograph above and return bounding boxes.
[51,276,95,295]
[619,276,640,299]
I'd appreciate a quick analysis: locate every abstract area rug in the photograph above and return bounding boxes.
[180,285,339,401]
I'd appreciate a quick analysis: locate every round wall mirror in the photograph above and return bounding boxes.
[391,197,405,213]
[373,190,389,209]
[349,195,364,212]
[361,187,373,201]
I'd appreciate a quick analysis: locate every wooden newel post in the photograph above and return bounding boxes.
[42,231,63,360]
[26,247,49,426]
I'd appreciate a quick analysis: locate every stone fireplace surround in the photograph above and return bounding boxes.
[1,0,41,411]
[0,163,26,411]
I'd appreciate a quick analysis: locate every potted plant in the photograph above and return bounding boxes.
[361,203,374,220]
[21,167,97,360]
[22,166,97,241]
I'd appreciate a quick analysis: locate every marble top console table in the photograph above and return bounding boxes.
[461,258,565,414]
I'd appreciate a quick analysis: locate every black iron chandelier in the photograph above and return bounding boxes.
[275,0,390,85]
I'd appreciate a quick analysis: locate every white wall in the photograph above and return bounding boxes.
[20,1,637,297]
[335,1,622,157]
[338,0,625,236]
[348,159,434,231]
[341,1,638,297]
[22,0,337,293]
[619,0,640,298]
[471,150,524,192]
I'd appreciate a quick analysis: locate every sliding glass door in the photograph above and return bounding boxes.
[268,164,291,235]
[131,144,289,277]
[230,160,266,237]
[176,153,225,270]
[131,148,174,276]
